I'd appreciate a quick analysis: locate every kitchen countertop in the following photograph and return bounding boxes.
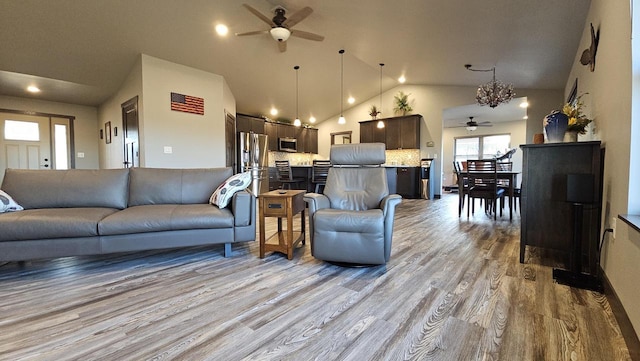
[281,164,420,168]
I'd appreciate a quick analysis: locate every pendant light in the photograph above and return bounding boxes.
[293,65,301,127]
[377,63,385,129]
[338,49,346,125]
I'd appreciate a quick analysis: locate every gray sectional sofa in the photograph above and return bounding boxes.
[0,167,256,262]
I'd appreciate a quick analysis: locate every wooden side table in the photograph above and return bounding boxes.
[259,190,306,260]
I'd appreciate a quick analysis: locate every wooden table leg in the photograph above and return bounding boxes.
[286,204,294,260]
[259,199,265,259]
[301,209,306,245]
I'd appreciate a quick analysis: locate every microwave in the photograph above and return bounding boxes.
[278,137,297,152]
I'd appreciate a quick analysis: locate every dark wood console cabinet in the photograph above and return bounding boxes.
[519,141,603,274]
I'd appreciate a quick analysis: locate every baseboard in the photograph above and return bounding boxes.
[602,269,640,360]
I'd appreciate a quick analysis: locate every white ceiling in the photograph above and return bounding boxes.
[442,97,528,128]
[0,0,590,123]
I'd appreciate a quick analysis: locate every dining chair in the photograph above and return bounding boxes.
[275,160,305,190]
[496,161,519,212]
[466,159,505,220]
[453,161,469,217]
[311,160,331,193]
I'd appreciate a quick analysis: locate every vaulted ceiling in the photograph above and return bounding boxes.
[0,0,590,123]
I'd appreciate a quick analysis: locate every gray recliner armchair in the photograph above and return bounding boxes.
[304,143,402,265]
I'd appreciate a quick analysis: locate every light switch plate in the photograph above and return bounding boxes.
[164,146,173,154]
[77,152,85,158]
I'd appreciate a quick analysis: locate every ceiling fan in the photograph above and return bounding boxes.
[235,4,325,53]
[452,117,492,131]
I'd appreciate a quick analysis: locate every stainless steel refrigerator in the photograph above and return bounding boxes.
[237,132,269,197]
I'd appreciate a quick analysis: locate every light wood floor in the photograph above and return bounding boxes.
[0,195,632,360]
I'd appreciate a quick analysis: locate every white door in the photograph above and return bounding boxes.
[0,113,52,181]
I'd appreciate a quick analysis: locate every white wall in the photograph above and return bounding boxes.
[316,85,561,195]
[98,56,143,169]
[140,55,228,168]
[567,0,639,339]
[0,95,99,170]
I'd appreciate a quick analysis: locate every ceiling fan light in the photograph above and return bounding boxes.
[270,27,291,42]
[466,125,477,131]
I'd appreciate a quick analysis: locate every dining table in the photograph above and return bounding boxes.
[460,170,520,221]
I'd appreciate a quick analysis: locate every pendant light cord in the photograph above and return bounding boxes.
[379,63,384,113]
[294,65,299,119]
[339,49,345,117]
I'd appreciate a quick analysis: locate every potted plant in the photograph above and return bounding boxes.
[393,91,413,115]
[369,105,381,119]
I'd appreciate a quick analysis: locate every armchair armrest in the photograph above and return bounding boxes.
[304,193,330,245]
[381,194,402,262]
[303,193,330,214]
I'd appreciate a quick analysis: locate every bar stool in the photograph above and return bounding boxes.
[311,160,331,193]
[275,160,305,190]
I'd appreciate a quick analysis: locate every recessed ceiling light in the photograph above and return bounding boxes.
[309,116,316,123]
[398,75,406,83]
[27,85,40,93]
[215,24,229,36]
[519,101,529,108]
[270,107,278,116]
[347,96,355,104]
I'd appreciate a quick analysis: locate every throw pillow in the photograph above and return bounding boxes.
[209,171,252,208]
[0,189,24,213]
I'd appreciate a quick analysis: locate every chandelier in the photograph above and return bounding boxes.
[465,64,515,108]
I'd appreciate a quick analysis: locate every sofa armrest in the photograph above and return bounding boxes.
[231,190,255,227]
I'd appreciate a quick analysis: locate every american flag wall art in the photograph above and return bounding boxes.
[170,92,204,115]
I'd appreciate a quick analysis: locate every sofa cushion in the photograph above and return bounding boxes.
[210,171,251,208]
[1,168,130,209]
[0,208,120,242]
[98,204,234,236]
[0,190,23,213]
[128,168,232,206]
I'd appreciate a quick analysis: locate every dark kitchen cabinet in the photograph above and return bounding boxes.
[386,167,397,194]
[278,123,295,140]
[301,128,318,153]
[519,141,603,275]
[265,122,278,151]
[359,114,420,149]
[360,121,386,144]
[396,166,419,198]
[236,114,265,134]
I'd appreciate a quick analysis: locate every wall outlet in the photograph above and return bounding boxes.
[163,146,173,154]
[77,152,85,158]
[611,217,617,239]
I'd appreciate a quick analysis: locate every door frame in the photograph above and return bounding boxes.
[0,108,75,169]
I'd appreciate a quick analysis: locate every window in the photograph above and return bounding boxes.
[454,134,511,161]
[4,120,40,141]
[54,124,69,170]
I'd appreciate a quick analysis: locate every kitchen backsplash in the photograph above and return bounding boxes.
[384,149,420,166]
[269,148,420,167]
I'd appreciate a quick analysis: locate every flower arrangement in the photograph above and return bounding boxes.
[393,91,413,115]
[562,93,592,134]
[369,105,381,119]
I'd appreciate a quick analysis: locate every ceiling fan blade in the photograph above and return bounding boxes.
[477,121,492,125]
[290,29,324,41]
[278,41,287,53]
[283,6,313,27]
[478,123,493,127]
[242,4,275,26]
[235,30,269,36]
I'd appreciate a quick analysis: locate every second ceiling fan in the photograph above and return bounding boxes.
[453,117,493,131]
[236,4,325,53]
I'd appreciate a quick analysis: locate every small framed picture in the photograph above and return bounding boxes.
[105,121,112,144]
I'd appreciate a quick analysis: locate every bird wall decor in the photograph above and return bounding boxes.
[580,23,600,72]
